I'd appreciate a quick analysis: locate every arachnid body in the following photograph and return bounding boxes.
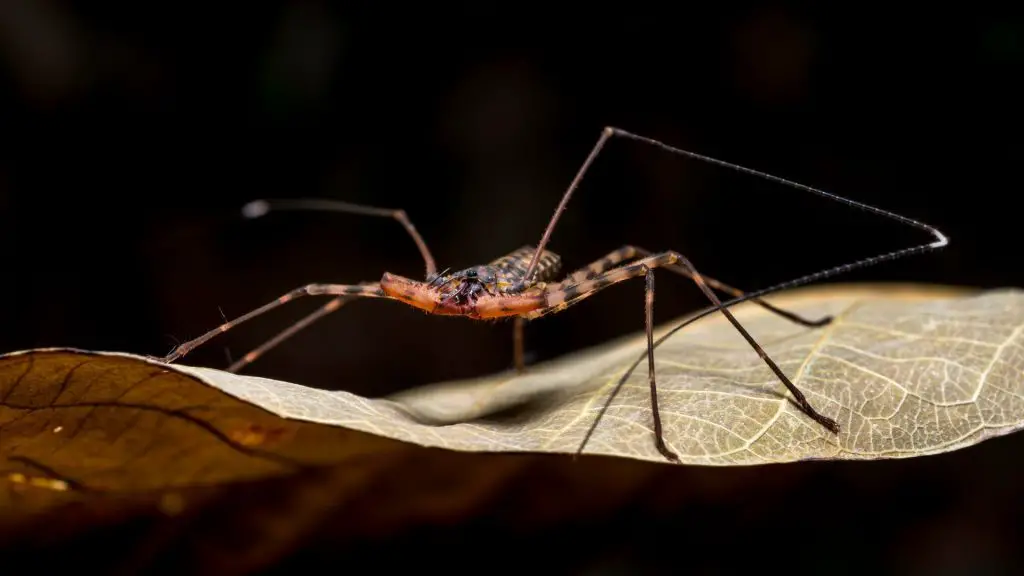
[158,127,947,462]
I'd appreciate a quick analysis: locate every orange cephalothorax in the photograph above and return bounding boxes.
[379,246,558,318]
[379,266,547,319]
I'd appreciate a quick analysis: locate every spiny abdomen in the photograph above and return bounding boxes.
[489,246,562,284]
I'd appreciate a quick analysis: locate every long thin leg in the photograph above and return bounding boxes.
[512,126,946,458]
[641,265,676,461]
[579,236,951,458]
[517,126,946,289]
[226,297,344,372]
[157,283,388,365]
[527,250,839,460]
[242,198,436,278]
[553,246,831,328]
[224,199,439,373]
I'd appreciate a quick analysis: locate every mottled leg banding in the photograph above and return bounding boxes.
[159,283,385,365]
[528,249,839,460]
[227,296,344,373]
[553,245,830,328]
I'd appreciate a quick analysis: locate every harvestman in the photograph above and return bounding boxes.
[157,127,948,462]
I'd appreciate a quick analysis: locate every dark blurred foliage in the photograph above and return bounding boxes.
[0,2,1022,574]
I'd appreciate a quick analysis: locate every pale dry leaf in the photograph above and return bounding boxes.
[3,284,1023,475]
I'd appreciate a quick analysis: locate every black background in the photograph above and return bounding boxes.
[1,3,1022,574]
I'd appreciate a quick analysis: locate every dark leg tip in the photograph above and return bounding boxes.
[811,315,835,327]
[799,399,840,435]
[817,414,841,435]
[656,439,681,463]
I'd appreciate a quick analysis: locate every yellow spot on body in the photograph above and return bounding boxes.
[8,473,25,483]
[325,299,343,312]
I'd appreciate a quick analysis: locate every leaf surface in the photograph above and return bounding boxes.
[2,284,1021,496]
